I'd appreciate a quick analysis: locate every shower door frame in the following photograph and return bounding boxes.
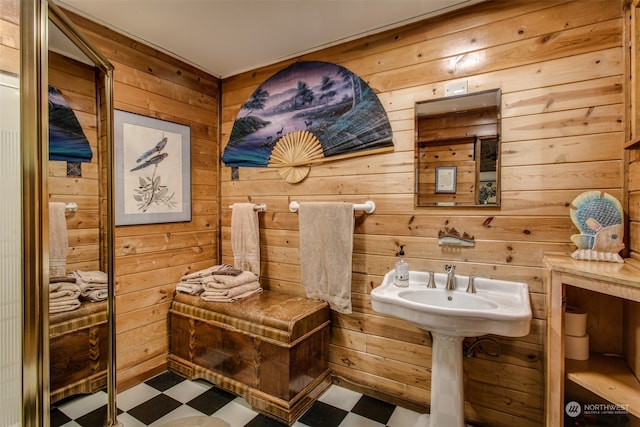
[21,1,117,425]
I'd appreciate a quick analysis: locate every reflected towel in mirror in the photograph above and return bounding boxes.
[49,202,68,277]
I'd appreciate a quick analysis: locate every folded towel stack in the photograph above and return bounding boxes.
[176,264,262,302]
[69,270,108,302]
[201,270,261,302]
[177,264,238,295]
[49,277,81,313]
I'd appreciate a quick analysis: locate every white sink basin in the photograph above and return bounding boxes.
[371,269,532,426]
[398,289,499,310]
[370,270,532,337]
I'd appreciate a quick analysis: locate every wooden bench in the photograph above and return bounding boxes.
[167,291,331,425]
[49,301,108,403]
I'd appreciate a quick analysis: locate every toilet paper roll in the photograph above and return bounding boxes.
[565,334,589,361]
[565,306,587,337]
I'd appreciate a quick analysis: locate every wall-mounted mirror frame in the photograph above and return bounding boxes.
[414,89,501,207]
[21,0,116,424]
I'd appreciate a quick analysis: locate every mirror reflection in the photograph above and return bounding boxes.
[48,17,109,405]
[415,89,501,207]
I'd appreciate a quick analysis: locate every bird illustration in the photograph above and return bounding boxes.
[130,152,168,172]
[136,137,168,163]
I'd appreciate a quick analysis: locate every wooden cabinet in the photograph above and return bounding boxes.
[167,291,331,426]
[49,301,108,403]
[545,254,640,426]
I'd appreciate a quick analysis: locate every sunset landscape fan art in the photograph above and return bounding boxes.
[222,61,394,183]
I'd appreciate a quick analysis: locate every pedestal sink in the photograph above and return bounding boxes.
[370,269,532,427]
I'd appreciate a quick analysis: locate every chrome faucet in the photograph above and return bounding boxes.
[426,271,436,288]
[444,264,456,290]
[466,275,477,293]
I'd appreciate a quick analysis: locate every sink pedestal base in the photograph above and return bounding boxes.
[414,332,467,427]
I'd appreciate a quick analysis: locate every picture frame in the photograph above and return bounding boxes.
[478,181,498,204]
[477,171,498,205]
[114,110,191,225]
[435,166,457,194]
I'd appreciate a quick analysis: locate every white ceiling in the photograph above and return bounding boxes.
[57,0,484,78]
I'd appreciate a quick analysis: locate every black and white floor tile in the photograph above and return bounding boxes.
[51,371,422,427]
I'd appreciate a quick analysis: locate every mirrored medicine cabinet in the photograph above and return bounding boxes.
[415,89,501,207]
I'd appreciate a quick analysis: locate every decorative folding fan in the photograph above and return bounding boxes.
[48,85,93,163]
[569,191,624,263]
[268,130,324,183]
[221,61,394,183]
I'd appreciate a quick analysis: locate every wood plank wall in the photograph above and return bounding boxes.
[0,0,18,75]
[417,137,478,206]
[631,149,639,256]
[4,0,637,424]
[630,2,640,260]
[64,10,221,390]
[220,1,626,425]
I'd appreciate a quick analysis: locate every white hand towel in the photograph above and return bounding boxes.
[231,203,260,276]
[82,289,108,302]
[49,282,81,300]
[201,270,258,289]
[49,202,68,277]
[200,281,262,302]
[78,281,107,292]
[180,264,235,281]
[176,283,204,295]
[69,270,108,284]
[298,202,354,314]
[49,298,81,313]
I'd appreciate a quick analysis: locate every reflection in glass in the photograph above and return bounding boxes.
[415,89,501,207]
[46,3,116,424]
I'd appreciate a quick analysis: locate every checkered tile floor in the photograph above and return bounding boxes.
[51,371,423,427]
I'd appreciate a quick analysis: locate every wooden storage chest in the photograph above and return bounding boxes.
[167,291,331,425]
[49,301,108,403]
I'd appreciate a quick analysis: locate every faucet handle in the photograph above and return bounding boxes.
[427,271,436,288]
[445,264,455,273]
[466,276,477,293]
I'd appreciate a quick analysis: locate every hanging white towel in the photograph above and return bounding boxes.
[49,202,68,278]
[231,203,261,276]
[298,202,354,314]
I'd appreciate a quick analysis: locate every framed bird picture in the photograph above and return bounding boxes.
[114,110,191,225]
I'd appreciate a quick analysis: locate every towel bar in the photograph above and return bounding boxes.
[289,200,375,214]
[229,203,267,212]
[65,202,78,212]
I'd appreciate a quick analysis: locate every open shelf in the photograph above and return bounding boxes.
[566,353,640,418]
[545,255,640,425]
[624,139,640,149]
[625,138,640,149]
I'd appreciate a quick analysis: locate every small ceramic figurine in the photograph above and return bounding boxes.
[569,191,624,263]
